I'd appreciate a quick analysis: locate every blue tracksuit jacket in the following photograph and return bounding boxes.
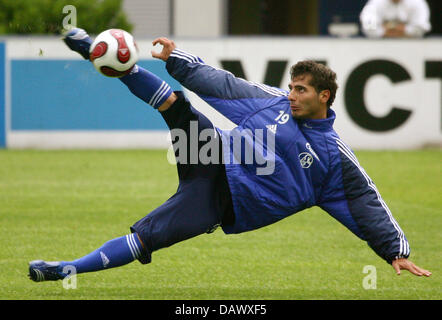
[166,49,410,264]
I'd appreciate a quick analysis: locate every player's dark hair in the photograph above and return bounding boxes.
[290,61,338,108]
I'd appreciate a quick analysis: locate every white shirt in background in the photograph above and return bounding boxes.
[360,0,431,37]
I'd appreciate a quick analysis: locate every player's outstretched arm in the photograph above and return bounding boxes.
[151,37,288,125]
[392,258,431,277]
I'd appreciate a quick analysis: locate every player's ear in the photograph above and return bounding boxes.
[319,90,330,105]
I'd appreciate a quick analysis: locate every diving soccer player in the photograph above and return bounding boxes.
[28,28,431,282]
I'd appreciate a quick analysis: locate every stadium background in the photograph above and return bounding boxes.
[0,0,441,149]
[0,0,441,301]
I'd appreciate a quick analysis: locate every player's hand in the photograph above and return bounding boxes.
[383,23,406,38]
[392,258,431,277]
[151,37,176,61]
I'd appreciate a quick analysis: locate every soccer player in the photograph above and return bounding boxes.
[28,28,431,282]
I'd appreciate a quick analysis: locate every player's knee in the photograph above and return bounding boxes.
[158,92,178,112]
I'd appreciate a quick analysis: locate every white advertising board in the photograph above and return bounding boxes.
[5,37,442,149]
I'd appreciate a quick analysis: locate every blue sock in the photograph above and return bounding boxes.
[59,234,144,275]
[119,65,173,109]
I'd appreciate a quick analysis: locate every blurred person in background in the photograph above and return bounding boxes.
[360,0,431,37]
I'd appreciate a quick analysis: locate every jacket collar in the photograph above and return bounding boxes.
[297,109,336,132]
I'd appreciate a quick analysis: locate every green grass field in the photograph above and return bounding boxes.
[0,149,440,300]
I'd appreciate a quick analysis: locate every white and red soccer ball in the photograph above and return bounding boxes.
[89,29,139,77]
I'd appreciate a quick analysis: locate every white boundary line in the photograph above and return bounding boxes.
[8,130,172,149]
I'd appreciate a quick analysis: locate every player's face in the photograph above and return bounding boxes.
[288,74,328,120]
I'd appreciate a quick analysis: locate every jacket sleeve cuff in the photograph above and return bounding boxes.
[386,253,410,264]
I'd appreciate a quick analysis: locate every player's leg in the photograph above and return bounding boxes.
[63,28,176,111]
[29,166,225,282]
[119,64,176,111]
[64,27,223,180]
[28,233,146,282]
